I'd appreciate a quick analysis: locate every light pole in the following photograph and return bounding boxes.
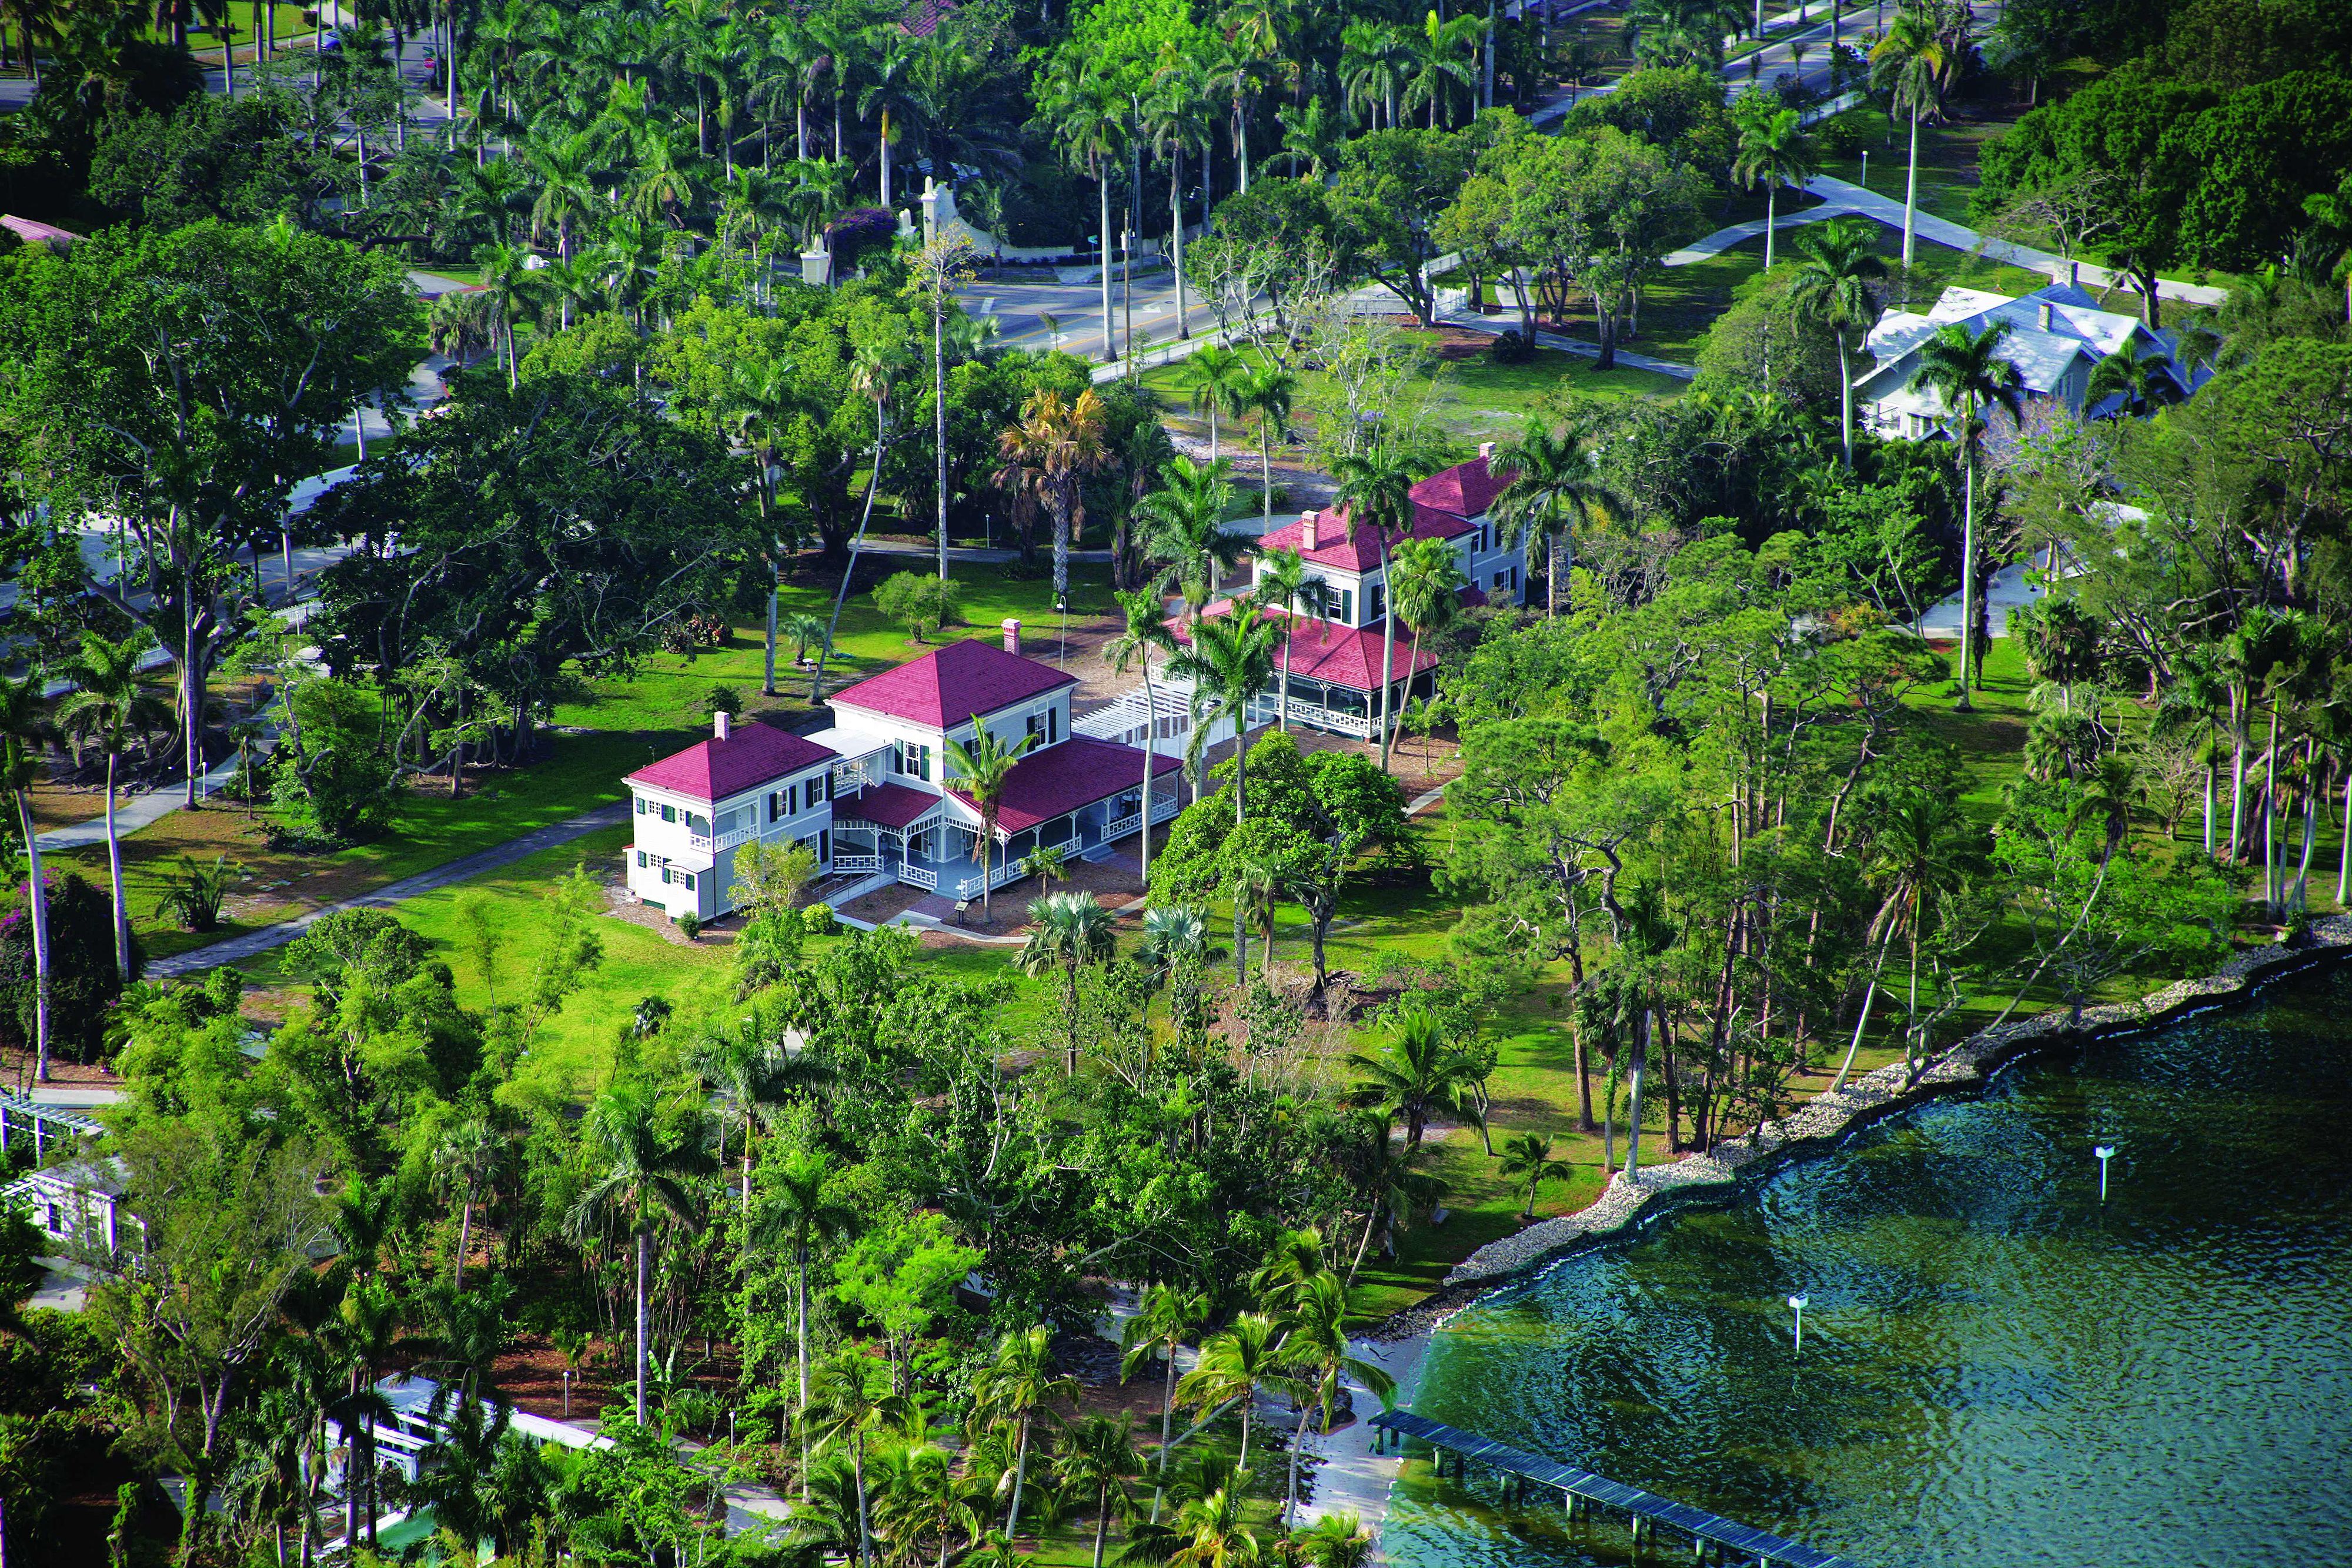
[2094,1144,2117,1201]
[1789,1293,1809,1355]
[1860,149,1868,189]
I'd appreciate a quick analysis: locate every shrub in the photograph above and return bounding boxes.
[1814,105,1880,159]
[270,678,399,848]
[825,207,900,273]
[677,911,703,941]
[152,853,242,933]
[1488,328,1536,365]
[801,902,837,937]
[874,572,963,644]
[661,613,731,655]
[705,685,745,720]
[0,872,140,1064]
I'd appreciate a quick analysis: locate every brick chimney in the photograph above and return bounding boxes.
[2037,300,2054,330]
[1478,440,1496,460]
[1301,509,1319,550]
[1002,618,1022,657]
[2067,260,2079,287]
[714,709,731,741]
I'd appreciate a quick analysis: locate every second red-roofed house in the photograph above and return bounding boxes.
[623,628,1182,921]
[1177,447,1524,740]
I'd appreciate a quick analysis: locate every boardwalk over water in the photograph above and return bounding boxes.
[1369,1410,1866,1568]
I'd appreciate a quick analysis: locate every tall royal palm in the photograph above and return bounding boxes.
[1730,95,1818,272]
[56,630,161,983]
[1102,590,1181,886]
[1275,1272,1395,1529]
[1252,547,1334,732]
[1909,320,2023,710]
[1491,417,1619,620]
[1174,1312,1284,1472]
[946,717,1035,920]
[1041,59,1127,363]
[751,1147,856,1500]
[1167,612,1281,980]
[1785,217,1888,466]
[1842,788,1980,1088]
[0,671,54,1081]
[1142,56,1208,339]
[1402,8,1481,129]
[1386,535,1468,767]
[567,1084,712,1424]
[1331,440,1426,772]
[969,1325,1078,1546]
[1017,891,1118,1074]
[1235,360,1297,532]
[1135,456,1246,623]
[1119,1281,1210,1522]
[1870,3,1953,269]
[1173,343,1250,462]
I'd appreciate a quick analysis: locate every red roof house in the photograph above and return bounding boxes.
[948,738,1183,834]
[830,640,1077,728]
[626,716,836,803]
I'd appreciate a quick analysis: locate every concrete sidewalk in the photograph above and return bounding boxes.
[1662,202,1863,266]
[34,751,253,852]
[146,801,630,977]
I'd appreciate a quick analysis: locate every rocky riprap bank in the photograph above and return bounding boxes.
[1368,917,2352,1341]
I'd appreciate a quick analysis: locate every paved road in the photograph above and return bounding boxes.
[146,801,630,977]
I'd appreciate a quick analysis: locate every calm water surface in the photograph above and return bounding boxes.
[1387,967,2352,1568]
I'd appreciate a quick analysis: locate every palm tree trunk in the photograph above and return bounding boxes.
[1139,660,1158,885]
[764,561,779,696]
[1764,182,1778,270]
[2263,704,2280,911]
[16,792,51,1082]
[1376,540,1398,771]
[1004,1416,1031,1541]
[1093,1481,1113,1568]
[1838,326,1855,466]
[1099,158,1117,364]
[1233,742,1249,983]
[1955,445,1976,711]
[1171,142,1189,340]
[103,749,130,982]
[934,295,950,583]
[796,1240,813,1500]
[1901,101,1920,267]
[634,1224,651,1425]
[1621,1007,1648,1178]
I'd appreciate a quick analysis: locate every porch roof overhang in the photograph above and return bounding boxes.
[947,737,1183,836]
[836,781,945,834]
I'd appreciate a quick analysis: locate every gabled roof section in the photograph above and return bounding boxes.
[627,721,836,803]
[1253,454,1502,572]
[829,640,1078,728]
[947,737,1183,835]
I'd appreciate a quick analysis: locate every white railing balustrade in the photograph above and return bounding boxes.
[901,865,939,891]
[1102,813,1141,841]
[831,853,881,873]
[686,824,760,854]
[1149,794,1181,822]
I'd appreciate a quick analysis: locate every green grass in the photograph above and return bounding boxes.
[548,566,1122,735]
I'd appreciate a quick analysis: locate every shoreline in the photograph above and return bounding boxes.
[1333,917,2352,1549]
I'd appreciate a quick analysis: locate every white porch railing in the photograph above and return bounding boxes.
[686,824,759,854]
[1304,707,1376,738]
[1101,812,1141,841]
[831,853,881,873]
[948,860,1030,900]
[901,865,939,891]
[1150,793,1181,823]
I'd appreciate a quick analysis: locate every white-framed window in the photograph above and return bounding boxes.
[1368,582,1387,621]
[659,803,677,824]
[1328,587,1354,624]
[683,872,697,891]
[894,741,933,781]
[635,797,647,815]
[636,850,648,868]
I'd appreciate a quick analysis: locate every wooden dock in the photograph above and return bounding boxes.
[1369,1409,1867,1568]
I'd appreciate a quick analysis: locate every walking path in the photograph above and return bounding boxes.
[34,753,250,852]
[1429,300,1698,380]
[1660,202,1862,266]
[1800,173,2229,306]
[145,802,630,977]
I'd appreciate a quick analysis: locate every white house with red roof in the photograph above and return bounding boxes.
[1182,446,1525,739]
[624,627,1181,920]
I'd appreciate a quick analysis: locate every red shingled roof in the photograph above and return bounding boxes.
[1254,454,1504,572]
[1270,620,1439,692]
[836,781,942,830]
[627,721,836,803]
[948,737,1182,835]
[830,641,1078,728]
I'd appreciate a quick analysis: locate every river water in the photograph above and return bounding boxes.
[1385,965,2352,1568]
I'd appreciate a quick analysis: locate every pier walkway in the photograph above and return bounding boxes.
[1369,1410,1865,1568]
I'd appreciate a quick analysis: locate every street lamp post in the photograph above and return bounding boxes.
[2094,1144,2117,1202]
[1789,1293,1809,1356]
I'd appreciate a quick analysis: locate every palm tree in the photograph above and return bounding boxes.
[1347,1003,1482,1152]
[1251,549,1335,733]
[1402,8,1481,130]
[814,342,906,703]
[1174,344,1251,462]
[1058,1413,1144,1568]
[750,1146,856,1500]
[1489,417,1618,621]
[810,1349,907,1566]
[1234,361,1297,533]
[1103,590,1182,886]
[1275,1272,1395,1529]
[0,671,54,1082]
[1330,441,1426,771]
[2084,343,2184,418]
[1227,837,1284,981]
[1166,612,1281,980]
[1785,218,1888,466]
[473,240,537,388]
[970,1325,1078,1547]
[1142,57,1208,339]
[567,1084,711,1425]
[1909,320,2024,710]
[1017,891,1118,1075]
[1119,1281,1211,1523]
[946,718,1037,921]
[1835,788,1980,1089]
[1731,95,1819,273]
[1174,1313,1283,1472]
[1385,535,1468,770]
[994,387,1112,641]
[1124,1479,1264,1567]
[55,630,159,983]
[1040,58,1127,363]
[1496,1131,1574,1219]
[1870,2,1953,269]
[1136,457,1246,624]
[1339,21,1411,131]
